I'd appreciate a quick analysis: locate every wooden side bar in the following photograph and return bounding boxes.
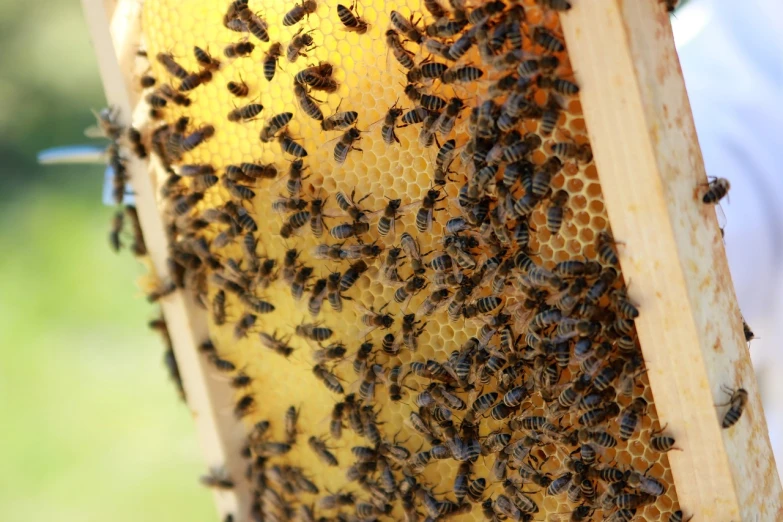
[561,1,782,520]
[81,0,252,519]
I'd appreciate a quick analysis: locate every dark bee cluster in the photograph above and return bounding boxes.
[106,0,755,520]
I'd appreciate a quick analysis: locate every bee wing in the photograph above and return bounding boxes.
[83,125,107,139]
[317,132,347,153]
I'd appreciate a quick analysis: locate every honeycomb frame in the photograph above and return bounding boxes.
[81,1,783,519]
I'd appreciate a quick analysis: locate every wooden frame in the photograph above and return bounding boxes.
[560,1,782,520]
[81,0,252,519]
[81,0,783,520]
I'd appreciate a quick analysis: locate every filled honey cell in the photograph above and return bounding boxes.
[134,0,687,520]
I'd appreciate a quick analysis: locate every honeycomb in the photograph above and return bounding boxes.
[135,0,684,519]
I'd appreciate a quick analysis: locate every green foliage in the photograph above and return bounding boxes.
[0,1,213,520]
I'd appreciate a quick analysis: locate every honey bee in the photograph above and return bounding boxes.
[493,494,524,521]
[337,2,369,33]
[227,77,249,97]
[540,94,563,135]
[418,288,451,317]
[279,130,309,158]
[259,330,295,357]
[146,279,176,303]
[381,103,404,145]
[330,401,347,439]
[719,386,748,428]
[626,468,665,496]
[415,188,445,233]
[434,97,465,136]
[222,177,256,200]
[444,234,477,270]
[320,272,344,312]
[340,260,368,291]
[649,428,678,453]
[287,28,315,62]
[596,231,620,266]
[612,492,655,510]
[331,127,363,164]
[662,0,679,12]
[127,127,147,158]
[283,0,317,26]
[259,112,293,142]
[283,405,300,445]
[223,41,255,58]
[385,29,415,70]
[321,110,359,131]
[401,232,427,275]
[281,159,307,198]
[239,292,275,314]
[156,52,188,79]
[545,189,570,235]
[352,342,373,375]
[193,46,220,71]
[261,42,283,81]
[258,258,277,289]
[178,70,213,92]
[551,141,593,163]
[227,102,263,122]
[234,394,255,419]
[293,83,324,121]
[311,363,347,397]
[407,62,449,84]
[425,17,468,38]
[359,303,394,332]
[742,316,755,343]
[308,278,328,317]
[308,435,339,465]
[536,75,580,96]
[423,0,446,17]
[233,313,257,339]
[441,65,484,84]
[394,276,427,306]
[295,64,337,93]
[200,468,235,489]
[423,37,452,60]
[401,106,429,126]
[139,75,156,88]
[108,210,124,253]
[702,176,730,204]
[237,6,270,42]
[532,26,565,52]
[290,264,314,299]
[536,0,572,9]
[434,138,456,185]
[330,221,370,240]
[182,123,215,153]
[389,10,422,44]
[296,321,333,342]
[400,313,426,351]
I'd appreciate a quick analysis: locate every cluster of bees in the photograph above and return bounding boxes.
[96,0,752,520]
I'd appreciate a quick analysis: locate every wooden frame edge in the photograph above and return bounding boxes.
[81,0,252,519]
[560,1,782,520]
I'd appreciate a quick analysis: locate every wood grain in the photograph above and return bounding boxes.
[81,0,252,519]
[561,1,782,520]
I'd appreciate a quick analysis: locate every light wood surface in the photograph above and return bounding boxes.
[561,1,782,520]
[81,0,252,519]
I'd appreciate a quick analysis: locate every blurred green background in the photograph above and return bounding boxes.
[0,2,214,521]
[0,2,696,522]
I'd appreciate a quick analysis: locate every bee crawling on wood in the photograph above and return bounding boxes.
[718,385,748,428]
[701,176,730,204]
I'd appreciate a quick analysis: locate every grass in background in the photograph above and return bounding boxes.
[0,185,216,522]
[0,0,218,514]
